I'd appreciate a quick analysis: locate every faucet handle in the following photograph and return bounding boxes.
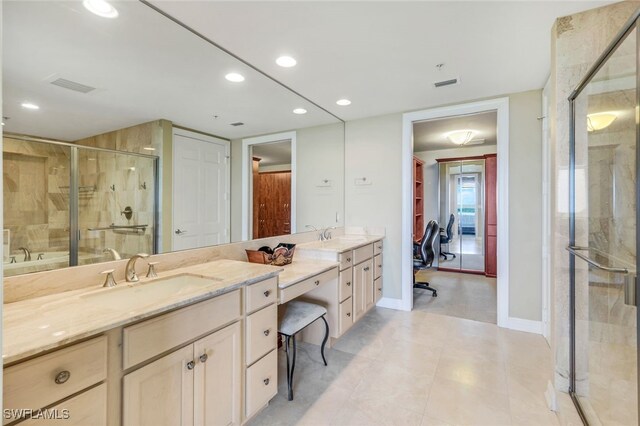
[100,269,117,288]
[146,262,159,278]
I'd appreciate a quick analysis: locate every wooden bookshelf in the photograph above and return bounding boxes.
[413,156,425,241]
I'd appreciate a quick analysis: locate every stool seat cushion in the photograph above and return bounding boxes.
[278,301,327,336]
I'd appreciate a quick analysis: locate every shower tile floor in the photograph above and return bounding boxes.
[247,306,576,426]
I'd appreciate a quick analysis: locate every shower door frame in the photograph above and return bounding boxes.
[567,9,640,424]
[4,134,160,267]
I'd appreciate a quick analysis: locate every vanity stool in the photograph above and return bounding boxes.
[278,300,329,401]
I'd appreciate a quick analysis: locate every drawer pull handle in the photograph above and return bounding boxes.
[315,280,320,286]
[186,361,196,370]
[264,329,271,336]
[199,353,208,363]
[347,281,351,286]
[346,313,351,317]
[54,370,71,385]
[263,378,270,386]
[346,257,351,262]
[264,290,271,297]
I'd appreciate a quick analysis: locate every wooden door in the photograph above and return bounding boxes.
[194,322,241,426]
[123,345,194,426]
[353,259,373,321]
[173,130,230,251]
[257,171,291,238]
[485,154,497,277]
[252,157,261,239]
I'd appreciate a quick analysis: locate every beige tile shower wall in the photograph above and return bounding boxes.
[2,137,70,256]
[549,1,640,392]
[74,120,166,262]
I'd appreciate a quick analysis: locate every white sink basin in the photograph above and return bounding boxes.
[80,274,222,310]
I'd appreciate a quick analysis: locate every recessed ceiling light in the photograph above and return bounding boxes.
[225,73,245,83]
[293,108,307,115]
[21,102,40,110]
[276,56,297,68]
[143,146,156,151]
[83,0,119,18]
[336,99,351,106]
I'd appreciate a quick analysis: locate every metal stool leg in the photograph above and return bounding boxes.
[289,334,297,400]
[320,316,329,366]
[285,335,294,401]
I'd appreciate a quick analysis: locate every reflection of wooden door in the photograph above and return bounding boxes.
[256,171,291,238]
[485,154,497,277]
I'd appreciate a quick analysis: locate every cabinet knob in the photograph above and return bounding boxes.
[264,290,271,297]
[346,313,351,317]
[263,329,271,336]
[346,257,351,262]
[199,353,208,363]
[378,245,382,249]
[364,267,370,271]
[314,280,320,286]
[263,378,270,386]
[54,370,71,385]
[378,264,382,268]
[186,360,195,370]
[346,281,351,286]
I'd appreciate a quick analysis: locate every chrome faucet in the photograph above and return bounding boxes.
[125,253,149,282]
[18,247,31,262]
[103,247,122,260]
[322,227,336,241]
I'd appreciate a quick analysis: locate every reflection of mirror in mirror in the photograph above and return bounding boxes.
[3,1,345,276]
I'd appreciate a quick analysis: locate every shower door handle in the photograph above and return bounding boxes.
[566,245,629,274]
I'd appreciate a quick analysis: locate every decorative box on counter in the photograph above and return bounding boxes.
[246,243,296,266]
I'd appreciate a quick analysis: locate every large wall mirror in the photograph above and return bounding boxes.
[2,0,345,276]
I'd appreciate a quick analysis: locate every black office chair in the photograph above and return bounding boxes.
[413,220,439,297]
[439,214,456,260]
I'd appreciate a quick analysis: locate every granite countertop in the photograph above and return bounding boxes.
[277,259,340,289]
[296,234,384,253]
[3,259,282,365]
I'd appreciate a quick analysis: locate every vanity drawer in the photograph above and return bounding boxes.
[279,267,338,304]
[123,289,241,369]
[374,254,382,279]
[246,304,277,365]
[374,240,383,256]
[4,336,107,420]
[338,252,353,271]
[339,297,353,335]
[246,277,277,314]
[339,268,353,302]
[20,383,107,426]
[245,349,277,418]
[353,244,374,265]
[375,277,383,303]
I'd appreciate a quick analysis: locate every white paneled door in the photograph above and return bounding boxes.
[172,129,230,251]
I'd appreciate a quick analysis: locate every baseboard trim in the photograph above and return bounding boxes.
[507,317,543,334]
[376,297,408,311]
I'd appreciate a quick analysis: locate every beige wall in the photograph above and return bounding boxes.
[345,89,544,321]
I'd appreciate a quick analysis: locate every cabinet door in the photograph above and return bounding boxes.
[123,345,194,426]
[194,322,241,426]
[353,259,373,321]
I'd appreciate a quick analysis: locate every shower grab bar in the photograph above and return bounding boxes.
[566,245,629,274]
[88,224,148,231]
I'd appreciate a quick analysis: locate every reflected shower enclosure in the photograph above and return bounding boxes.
[3,136,159,277]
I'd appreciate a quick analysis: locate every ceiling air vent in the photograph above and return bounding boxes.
[50,78,96,94]
[434,78,459,88]
[230,122,244,127]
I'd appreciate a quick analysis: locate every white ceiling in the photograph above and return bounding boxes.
[3,1,339,142]
[252,140,292,167]
[150,1,615,121]
[414,111,497,152]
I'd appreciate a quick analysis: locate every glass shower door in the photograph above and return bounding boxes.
[569,23,638,425]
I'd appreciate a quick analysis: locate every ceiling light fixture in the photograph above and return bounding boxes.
[21,102,40,110]
[587,112,617,132]
[446,129,478,145]
[293,108,307,115]
[336,99,351,106]
[225,73,245,83]
[83,0,119,18]
[276,56,297,68]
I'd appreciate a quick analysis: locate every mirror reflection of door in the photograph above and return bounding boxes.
[251,141,292,239]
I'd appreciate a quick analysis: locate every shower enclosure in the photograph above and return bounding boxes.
[568,10,639,424]
[3,135,159,277]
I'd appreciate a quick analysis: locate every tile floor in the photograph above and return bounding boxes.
[414,270,497,324]
[248,306,578,426]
